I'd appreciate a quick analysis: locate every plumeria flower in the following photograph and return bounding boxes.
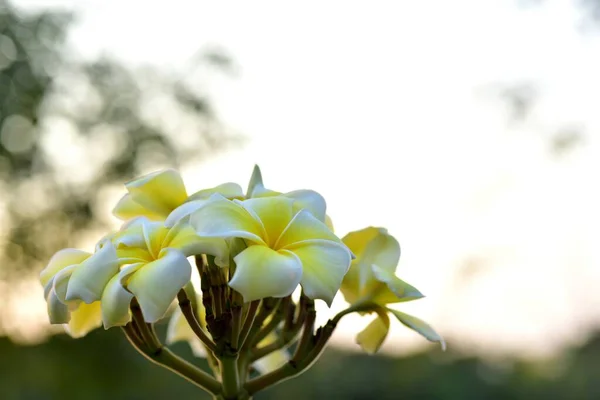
[166,298,289,374]
[340,227,445,353]
[40,246,117,337]
[164,165,329,229]
[113,169,244,222]
[101,218,226,326]
[190,194,353,305]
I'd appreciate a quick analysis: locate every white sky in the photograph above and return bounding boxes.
[14,0,600,359]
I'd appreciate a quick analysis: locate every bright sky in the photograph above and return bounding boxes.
[14,0,600,359]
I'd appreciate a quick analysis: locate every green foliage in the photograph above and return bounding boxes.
[1,329,599,399]
[0,0,235,286]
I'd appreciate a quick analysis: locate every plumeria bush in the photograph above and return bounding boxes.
[40,165,444,399]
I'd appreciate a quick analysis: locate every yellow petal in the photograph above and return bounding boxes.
[66,301,102,338]
[360,229,400,274]
[230,245,302,302]
[188,182,244,201]
[276,210,341,249]
[190,194,266,245]
[142,220,169,259]
[66,242,119,304]
[388,308,446,350]
[240,197,294,247]
[112,193,165,221]
[287,240,352,306]
[127,249,192,322]
[342,227,382,260]
[125,169,188,216]
[40,248,90,289]
[356,312,390,354]
[370,264,424,304]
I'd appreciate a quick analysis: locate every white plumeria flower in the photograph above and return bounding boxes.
[190,194,353,305]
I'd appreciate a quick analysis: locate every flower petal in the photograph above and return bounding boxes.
[142,220,168,259]
[342,227,381,259]
[240,197,294,247]
[286,240,352,306]
[188,182,244,201]
[230,245,302,302]
[40,248,90,289]
[190,194,266,245]
[387,308,446,350]
[164,222,230,267]
[100,263,144,328]
[246,164,264,197]
[125,169,188,216]
[276,209,341,249]
[370,264,424,304]
[66,242,119,303]
[46,289,70,324]
[127,249,192,322]
[356,311,390,354]
[164,200,209,228]
[52,264,78,303]
[285,190,327,222]
[361,229,400,274]
[112,193,164,221]
[65,301,103,338]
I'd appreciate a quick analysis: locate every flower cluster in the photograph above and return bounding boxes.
[40,165,443,397]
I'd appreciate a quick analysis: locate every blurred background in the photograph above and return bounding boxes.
[1,0,599,398]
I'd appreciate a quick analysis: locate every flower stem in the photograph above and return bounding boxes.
[177,290,217,352]
[121,325,221,395]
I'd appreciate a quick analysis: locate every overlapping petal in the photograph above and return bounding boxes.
[124,169,188,216]
[65,242,119,304]
[40,248,90,290]
[191,195,266,245]
[370,264,423,304]
[241,197,294,247]
[127,249,192,322]
[100,263,143,328]
[276,210,341,249]
[286,240,352,306]
[230,246,302,302]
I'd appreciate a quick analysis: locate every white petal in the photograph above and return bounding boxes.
[190,194,266,244]
[230,245,302,302]
[65,242,119,303]
[164,200,209,227]
[285,189,327,222]
[127,249,192,322]
[246,164,264,197]
[52,264,78,303]
[40,248,90,288]
[101,263,143,328]
[276,210,341,249]
[46,288,70,324]
[287,240,352,306]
